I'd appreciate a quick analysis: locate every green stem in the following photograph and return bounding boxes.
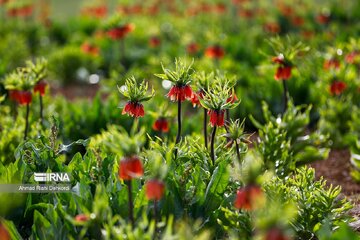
[235,141,242,166]
[282,79,288,113]
[210,126,217,166]
[175,100,182,158]
[24,103,30,140]
[153,200,158,239]
[203,108,208,149]
[126,180,134,228]
[39,94,44,125]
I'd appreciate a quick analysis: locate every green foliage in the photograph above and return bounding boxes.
[118,76,154,103]
[318,97,353,148]
[48,46,100,85]
[252,100,330,178]
[265,167,352,239]
[155,58,194,86]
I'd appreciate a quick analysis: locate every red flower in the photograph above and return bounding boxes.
[75,214,90,222]
[9,90,20,102]
[167,85,193,102]
[265,228,289,240]
[145,179,165,200]
[316,13,330,25]
[234,185,263,210]
[34,80,48,96]
[324,59,340,70]
[18,91,32,105]
[227,92,238,103]
[205,45,225,59]
[107,23,135,40]
[330,81,347,96]
[187,42,199,55]
[0,222,10,240]
[291,16,304,27]
[122,102,144,118]
[272,56,292,81]
[119,156,144,180]
[275,66,292,81]
[149,36,161,48]
[153,118,169,133]
[264,22,281,34]
[81,42,99,56]
[214,3,226,14]
[208,109,225,127]
[345,51,360,64]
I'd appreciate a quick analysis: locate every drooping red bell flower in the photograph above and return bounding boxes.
[272,55,292,81]
[149,36,161,48]
[17,91,32,105]
[227,92,238,103]
[0,222,10,240]
[119,156,144,180]
[81,42,99,56]
[274,66,292,80]
[74,214,90,222]
[122,101,145,118]
[234,185,263,210]
[264,22,281,34]
[205,45,225,59]
[187,42,199,55]
[214,3,226,14]
[330,81,347,96]
[9,90,20,102]
[208,109,225,127]
[167,85,193,102]
[153,118,169,133]
[345,51,360,64]
[107,23,135,40]
[265,227,289,240]
[145,179,165,200]
[316,13,330,25]
[34,80,48,96]
[324,59,340,70]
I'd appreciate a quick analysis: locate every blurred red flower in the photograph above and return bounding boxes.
[272,55,292,81]
[187,42,199,55]
[227,92,238,103]
[345,51,360,64]
[18,91,32,105]
[264,22,281,34]
[107,23,135,40]
[205,45,225,59]
[34,80,48,96]
[234,185,263,210]
[122,102,145,118]
[324,59,340,70]
[167,85,193,102]
[81,42,100,56]
[265,227,289,240]
[145,179,165,200]
[330,81,347,96]
[119,156,144,180]
[149,36,161,48]
[74,214,90,222]
[153,118,169,133]
[208,109,225,127]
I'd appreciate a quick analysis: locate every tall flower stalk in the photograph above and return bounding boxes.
[222,119,251,166]
[193,71,214,149]
[199,80,239,166]
[267,37,309,113]
[155,59,194,158]
[27,58,48,125]
[4,68,36,140]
